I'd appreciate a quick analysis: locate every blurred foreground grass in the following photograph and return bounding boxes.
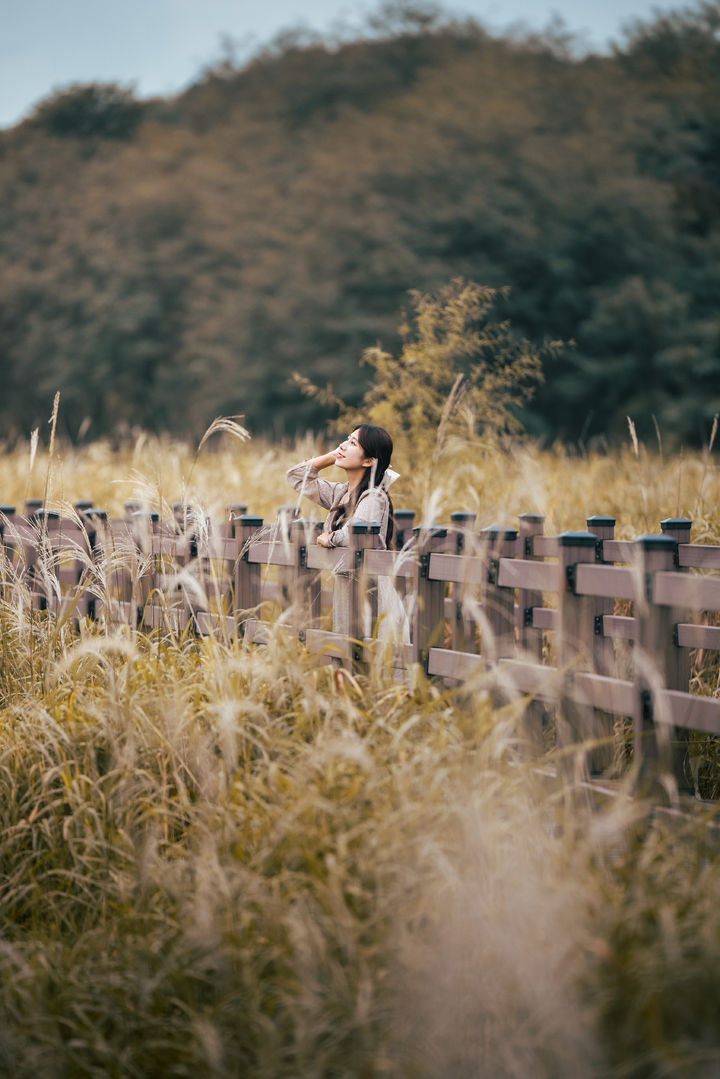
[1,432,720,1078]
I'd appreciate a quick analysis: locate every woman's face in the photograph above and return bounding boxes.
[335,429,373,472]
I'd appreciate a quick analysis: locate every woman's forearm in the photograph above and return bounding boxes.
[307,451,337,470]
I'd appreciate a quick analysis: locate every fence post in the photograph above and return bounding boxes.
[659,517,692,695]
[274,505,301,610]
[480,527,518,662]
[517,514,545,660]
[586,515,617,773]
[557,531,602,763]
[290,518,323,625]
[450,510,477,652]
[516,514,546,752]
[346,522,380,668]
[413,526,448,672]
[393,510,415,551]
[634,532,691,794]
[234,515,264,632]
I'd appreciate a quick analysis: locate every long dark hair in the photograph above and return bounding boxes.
[332,423,395,546]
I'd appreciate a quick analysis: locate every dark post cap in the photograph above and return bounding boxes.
[635,533,678,551]
[586,515,616,527]
[31,508,60,520]
[558,530,599,548]
[518,513,545,523]
[451,510,476,523]
[84,508,108,521]
[393,509,415,521]
[24,498,43,510]
[660,517,692,532]
[351,522,381,535]
[0,505,16,515]
[413,525,448,539]
[132,510,159,523]
[74,499,94,511]
[236,514,263,527]
[481,526,518,541]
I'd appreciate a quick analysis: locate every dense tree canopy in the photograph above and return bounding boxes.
[0,1,718,446]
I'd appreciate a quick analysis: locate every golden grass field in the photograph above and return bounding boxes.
[1,429,720,1078]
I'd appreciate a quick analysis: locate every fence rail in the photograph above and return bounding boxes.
[2,501,720,791]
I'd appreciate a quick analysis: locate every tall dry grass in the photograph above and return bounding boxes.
[1,430,720,1077]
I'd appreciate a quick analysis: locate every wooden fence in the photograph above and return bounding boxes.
[3,499,720,792]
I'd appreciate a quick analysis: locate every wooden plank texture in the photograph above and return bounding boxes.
[676,623,720,650]
[574,563,637,601]
[498,558,560,592]
[654,571,720,611]
[660,690,720,735]
[679,544,720,570]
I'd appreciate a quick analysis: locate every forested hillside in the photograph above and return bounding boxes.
[1,2,719,445]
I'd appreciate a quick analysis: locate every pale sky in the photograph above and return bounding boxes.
[1,0,672,129]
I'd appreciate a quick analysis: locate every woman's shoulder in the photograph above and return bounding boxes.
[357,485,389,502]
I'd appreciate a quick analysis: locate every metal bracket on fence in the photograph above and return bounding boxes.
[456,601,463,623]
[487,558,499,586]
[594,614,604,636]
[595,540,604,563]
[298,544,307,568]
[419,552,430,580]
[524,536,534,558]
[641,688,654,723]
[565,563,577,593]
[298,629,306,644]
[523,606,534,627]
[672,623,679,647]
[354,549,364,570]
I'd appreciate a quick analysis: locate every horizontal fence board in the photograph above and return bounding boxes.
[143,604,191,632]
[532,607,558,630]
[497,660,636,716]
[246,541,296,567]
[498,558,560,592]
[245,619,353,664]
[365,549,416,579]
[676,623,720,650]
[305,547,354,573]
[427,647,483,680]
[575,563,637,601]
[196,537,240,561]
[679,544,720,570]
[602,540,637,563]
[654,571,720,611]
[363,639,416,666]
[497,658,559,697]
[660,690,720,735]
[151,537,188,557]
[573,671,636,716]
[427,552,486,586]
[95,599,136,623]
[602,614,636,640]
[195,611,236,637]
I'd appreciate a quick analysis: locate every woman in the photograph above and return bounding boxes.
[286,424,396,550]
[287,424,406,640]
